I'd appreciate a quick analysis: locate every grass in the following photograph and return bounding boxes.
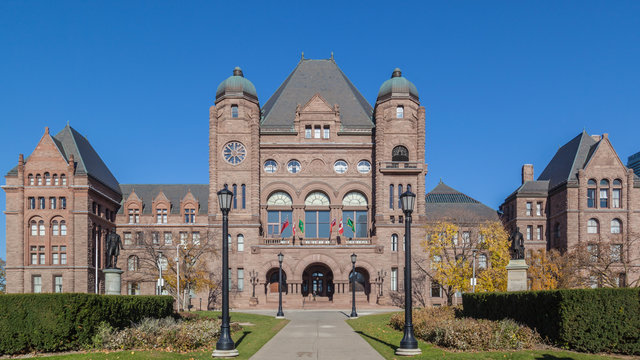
[347,312,626,360]
[32,311,288,360]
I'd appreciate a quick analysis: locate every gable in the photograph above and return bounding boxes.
[24,131,68,170]
[301,93,334,113]
[583,137,627,174]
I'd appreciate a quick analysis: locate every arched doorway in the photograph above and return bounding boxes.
[302,263,334,300]
[266,268,287,294]
[349,267,371,297]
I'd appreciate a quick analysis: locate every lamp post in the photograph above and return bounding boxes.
[276,253,285,318]
[396,190,421,356]
[157,251,164,295]
[213,187,238,358]
[472,249,477,293]
[176,243,183,311]
[350,253,358,319]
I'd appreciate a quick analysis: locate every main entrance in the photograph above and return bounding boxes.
[302,263,334,300]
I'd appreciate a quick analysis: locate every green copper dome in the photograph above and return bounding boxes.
[377,68,418,100]
[216,67,258,101]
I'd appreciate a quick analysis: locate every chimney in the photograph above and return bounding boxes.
[522,164,534,184]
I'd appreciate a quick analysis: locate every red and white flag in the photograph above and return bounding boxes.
[330,218,336,234]
[280,218,289,234]
[293,221,296,237]
[338,218,344,235]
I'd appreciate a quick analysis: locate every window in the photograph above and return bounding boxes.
[305,125,312,138]
[242,184,246,209]
[52,246,59,264]
[128,256,139,271]
[587,188,596,208]
[53,174,59,186]
[237,268,244,291]
[30,246,37,264]
[611,244,622,262]
[61,174,66,185]
[39,197,45,209]
[38,246,45,265]
[267,191,293,205]
[128,282,140,295]
[389,184,394,209]
[537,226,543,240]
[323,125,330,139]
[192,232,200,245]
[587,244,599,262]
[478,254,488,269]
[164,232,172,245]
[28,174,34,185]
[462,231,471,245]
[334,160,348,174]
[611,219,621,234]
[526,202,532,216]
[44,172,51,185]
[391,268,398,291]
[264,160,278,173]
[554,223,561,239]
[233,184,237,209]
[237,234,244,252]
[478,233,485,244]
[180,232,188,246]
[184,208,195,223]
[526,226,532,240]
[52,220,59,236]
[589,275,598,289]
[431,281,441,297]
[36,174,42,185]
[54,276,63,293]
[128,208,140,223]
[391,234,398,252]
[305,210,330,238]
[60,246,66,264]
[314,126,321,138]
[28,197,35,209]
[431,255,441,270]
[39,220,45,236]
[392,145,409,162]
[136,232,144,245]
[342,210,368,238]
[453,232,459,245]
[587,219,599,234]
[612,189,621,208]
[287,160,301,173]
[50,197,57,209]
[536,202,542,216]
[397,184,403,208]
[60,221,66,235]
[396,105,404,119]
[124,232,132,245]
[267,210,293,238]
[33,276,42,293]
[60,197,66,209]
[231,104,238,118]
[152,232,159,244]
[156,208,167,223]
[600,179,609,208]
[616,273,626,287]
[357,160,371,174]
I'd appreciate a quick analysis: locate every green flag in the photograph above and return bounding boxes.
[298,219,304,233]
[346,218,355,232]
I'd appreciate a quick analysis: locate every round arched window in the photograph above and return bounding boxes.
[342,192,368,206]
[392,146,409,162]
[267,191,293,206]
[264,160,278,173]
[287,160,301,174]
[222,141,246,165]
[305,191,330,206]
[357,160,371,174]
[334,160,348,174]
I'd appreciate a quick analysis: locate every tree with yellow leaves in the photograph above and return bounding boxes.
[419,220,510,305]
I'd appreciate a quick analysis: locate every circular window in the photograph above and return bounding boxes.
[222,142,246,165]
[357,160,371,174]
[334,160,348,174]
[264,160,278,173]
[287,160,301,174]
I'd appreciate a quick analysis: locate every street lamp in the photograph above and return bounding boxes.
[472,249,478,293]
[276,252,285,319]
[176,242,186,311]
[350,253,358,319]
[213,187,238,358]
[396,190,421,356]
[157,251,164,296]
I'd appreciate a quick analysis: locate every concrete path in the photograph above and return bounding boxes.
[249,310,386,360]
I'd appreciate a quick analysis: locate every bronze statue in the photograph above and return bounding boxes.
[509,227,525,260]
[105,229,123,268]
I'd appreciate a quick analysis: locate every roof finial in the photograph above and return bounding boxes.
[330,51,334,61]
[439,178,443,184]
[301,51,304,61]
[233,66,243,77]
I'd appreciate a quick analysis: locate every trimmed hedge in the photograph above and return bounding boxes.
[462,288,640,355]
[0,293,174,355]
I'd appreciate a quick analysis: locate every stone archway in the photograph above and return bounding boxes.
[301,262,334,300]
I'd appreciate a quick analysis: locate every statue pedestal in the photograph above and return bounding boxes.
[103,268,124,295]
[506,259,529,291]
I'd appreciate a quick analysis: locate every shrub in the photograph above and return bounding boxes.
[462,288,640,355]
[0,293,174,355]
[390,307,540,351]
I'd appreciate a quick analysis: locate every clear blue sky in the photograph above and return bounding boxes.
[1,1,639,259]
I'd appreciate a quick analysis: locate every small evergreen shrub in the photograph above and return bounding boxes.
[390,307,540,351]
[462,288,640,355]
[0,293,174,355]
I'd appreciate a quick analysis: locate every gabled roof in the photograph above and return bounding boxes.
[260,59,374,130]
[511,180,550,196]
[425,181,499,222]
[118,184,209,215]
[538,131,598,189]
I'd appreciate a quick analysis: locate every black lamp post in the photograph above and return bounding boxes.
[396,190,421,356]
[213,187,238,358]
[276,252,285,318]
[350,253,358,318]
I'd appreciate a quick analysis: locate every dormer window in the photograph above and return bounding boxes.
[184,208,195,223]
[305,125,312,138]
[231,105,239,118]
[128,208,140,224]
[156,208,168,224]
[323,126,330,139]
[396,106,404,119]
[314,126,321,138]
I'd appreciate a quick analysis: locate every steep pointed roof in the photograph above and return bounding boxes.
[53,125,121,194]
[118,184,208,214]
[260,59,374,130]
[425,181,498,222]
[538,131,599,189]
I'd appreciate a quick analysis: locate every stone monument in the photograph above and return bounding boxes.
[506,227,528,291]
[103,229,124,295]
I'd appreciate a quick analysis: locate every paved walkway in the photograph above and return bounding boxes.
[249,310,386,360]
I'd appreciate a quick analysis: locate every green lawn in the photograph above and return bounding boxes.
[34,311,288,360]
[347,312,625,360]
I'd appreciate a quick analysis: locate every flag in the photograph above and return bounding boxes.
[346,218,355,232]
[330,218,336,234]
[293,220,296,237]
[338,218,344,235]
[298,219,304,233]
[280,218,289,234]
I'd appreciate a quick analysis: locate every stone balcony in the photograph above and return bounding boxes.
[378,161,425,174]
[260,237,373,246]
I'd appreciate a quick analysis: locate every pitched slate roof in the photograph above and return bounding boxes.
[118,184,209,215]
[425,181,499,222]
[538,131,599,189]
[260,59,374,130]
[511,180,550,196]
